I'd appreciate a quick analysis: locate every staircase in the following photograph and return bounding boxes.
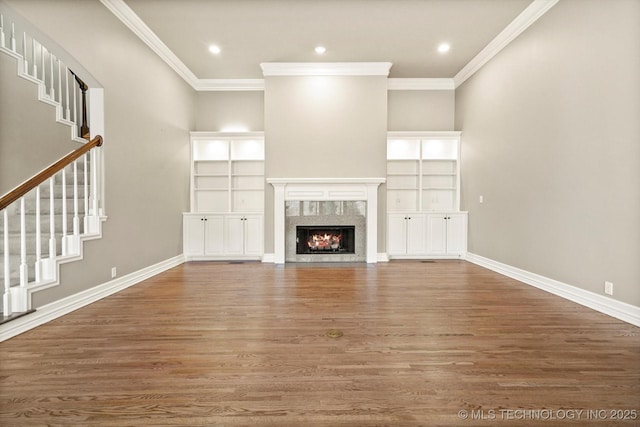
[0,6,105,320]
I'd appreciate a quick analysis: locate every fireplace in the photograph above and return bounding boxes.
[296,226,356,255]
[267,178,385,263]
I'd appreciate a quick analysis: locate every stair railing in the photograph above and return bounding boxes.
[1,136,103,316]
[0,10,90,142]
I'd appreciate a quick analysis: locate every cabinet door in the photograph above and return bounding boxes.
[203,215,225,256]
[426,214,447,255]
[223,215,245,255]
[406,214,427,255]
[183,215,205,256]
[445,213,467,256]
[243,215,263,256]
[387,214,408,255]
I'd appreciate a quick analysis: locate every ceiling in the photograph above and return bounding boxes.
[121,0,534,80]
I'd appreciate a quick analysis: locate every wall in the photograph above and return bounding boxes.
[388,90,454,131]
[4,0,196,306]
[264,75,388,254]
[0,54,79,195]
[195,91,264,132]
[455,0,640,306]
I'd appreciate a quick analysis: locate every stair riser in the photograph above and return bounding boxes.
[0,214,83,234]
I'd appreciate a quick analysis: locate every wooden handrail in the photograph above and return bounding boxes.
[0,135,103,211]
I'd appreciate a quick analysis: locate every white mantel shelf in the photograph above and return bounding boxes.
[268,178,385,264]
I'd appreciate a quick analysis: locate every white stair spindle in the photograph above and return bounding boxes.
[49,52,55,99]
[91,148,99,218]
[32,38,37,79]
[35,186,42,282]
[48,177,56,268]
[65,67,70,120]
[0,14,5,49]
[83,153,89,229]
[19,197,28,287]
[73,161,79,237]
[73,78,78,127]
[22,32,28,72]
[36,45,47,85]
[61,168,68,255]
[10,22,15,52]
[3,210,11,316]
[57,59,62,104]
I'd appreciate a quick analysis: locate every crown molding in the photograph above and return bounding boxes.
[388,78,454,90]
[260,62,393,77]
[453,0,559,88]
[100,0,199,88]
[103,0,557,91]
[193,79,265,91]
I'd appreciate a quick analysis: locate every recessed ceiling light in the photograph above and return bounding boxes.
[438,43,450,54]
[209,45,221,55]
[315,46,327,54]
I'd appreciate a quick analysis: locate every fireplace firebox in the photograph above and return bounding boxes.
[296,226,355,255]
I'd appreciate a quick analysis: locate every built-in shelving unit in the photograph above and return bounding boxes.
[190,132,264,213]
[185,132,264,261]
[386,132,467,259]
[387,132,461,212]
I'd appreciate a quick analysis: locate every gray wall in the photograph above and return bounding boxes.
[455,0,640,306]
[388,90,454,131]
[0,54,79,195]
[195,91,264,132]
[264,75,388,253]
[5,0,196,307]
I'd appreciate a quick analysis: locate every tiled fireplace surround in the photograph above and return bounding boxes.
[268,178,385,263]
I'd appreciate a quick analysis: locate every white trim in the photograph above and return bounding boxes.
[465,252,640,327]
[267,178,385,264]
[261,253,275,263]
[387,131,461,139]
[261,62,392,77]
[377,253,390,263]
[99,0,199,88]
[0,255,186,342]
[193,79,265,91]
[453,0,559,88]
[267,177,386,186]
[190,131,265,139]
[388,78,454,90]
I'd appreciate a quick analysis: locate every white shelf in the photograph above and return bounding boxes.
[190,132,265,213]
[387,133,461,212]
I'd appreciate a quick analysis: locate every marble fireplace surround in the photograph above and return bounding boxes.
[268,178,385,263]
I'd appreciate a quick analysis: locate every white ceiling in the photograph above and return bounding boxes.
[120,0,536,81]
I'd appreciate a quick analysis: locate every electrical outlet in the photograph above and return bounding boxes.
[479,195,484,203]
[111,267,117,278]
[604,281,613,295]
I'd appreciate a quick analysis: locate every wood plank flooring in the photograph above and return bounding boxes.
[1,260,638,426]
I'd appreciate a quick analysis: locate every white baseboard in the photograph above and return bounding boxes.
[261,253,275,263]
[0,254,186,342]
[377,253,389,262]
[465,252,640,327]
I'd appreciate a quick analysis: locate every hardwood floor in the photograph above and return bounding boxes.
[1,261,638,426]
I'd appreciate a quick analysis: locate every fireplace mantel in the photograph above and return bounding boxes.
[268,178,385,263]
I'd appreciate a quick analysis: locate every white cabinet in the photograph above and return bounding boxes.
[426,213,467,258]
[223,214,263,257]
[183,214,224,259]
[184,213,263,260]
[387,213,427,257]
[386,132,467,260]
[185,132,265,261]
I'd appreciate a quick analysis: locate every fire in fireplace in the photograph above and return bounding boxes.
[296,226,355,255]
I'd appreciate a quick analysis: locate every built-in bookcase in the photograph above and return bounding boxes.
[387,132,461,212]
[190,132,265,213]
